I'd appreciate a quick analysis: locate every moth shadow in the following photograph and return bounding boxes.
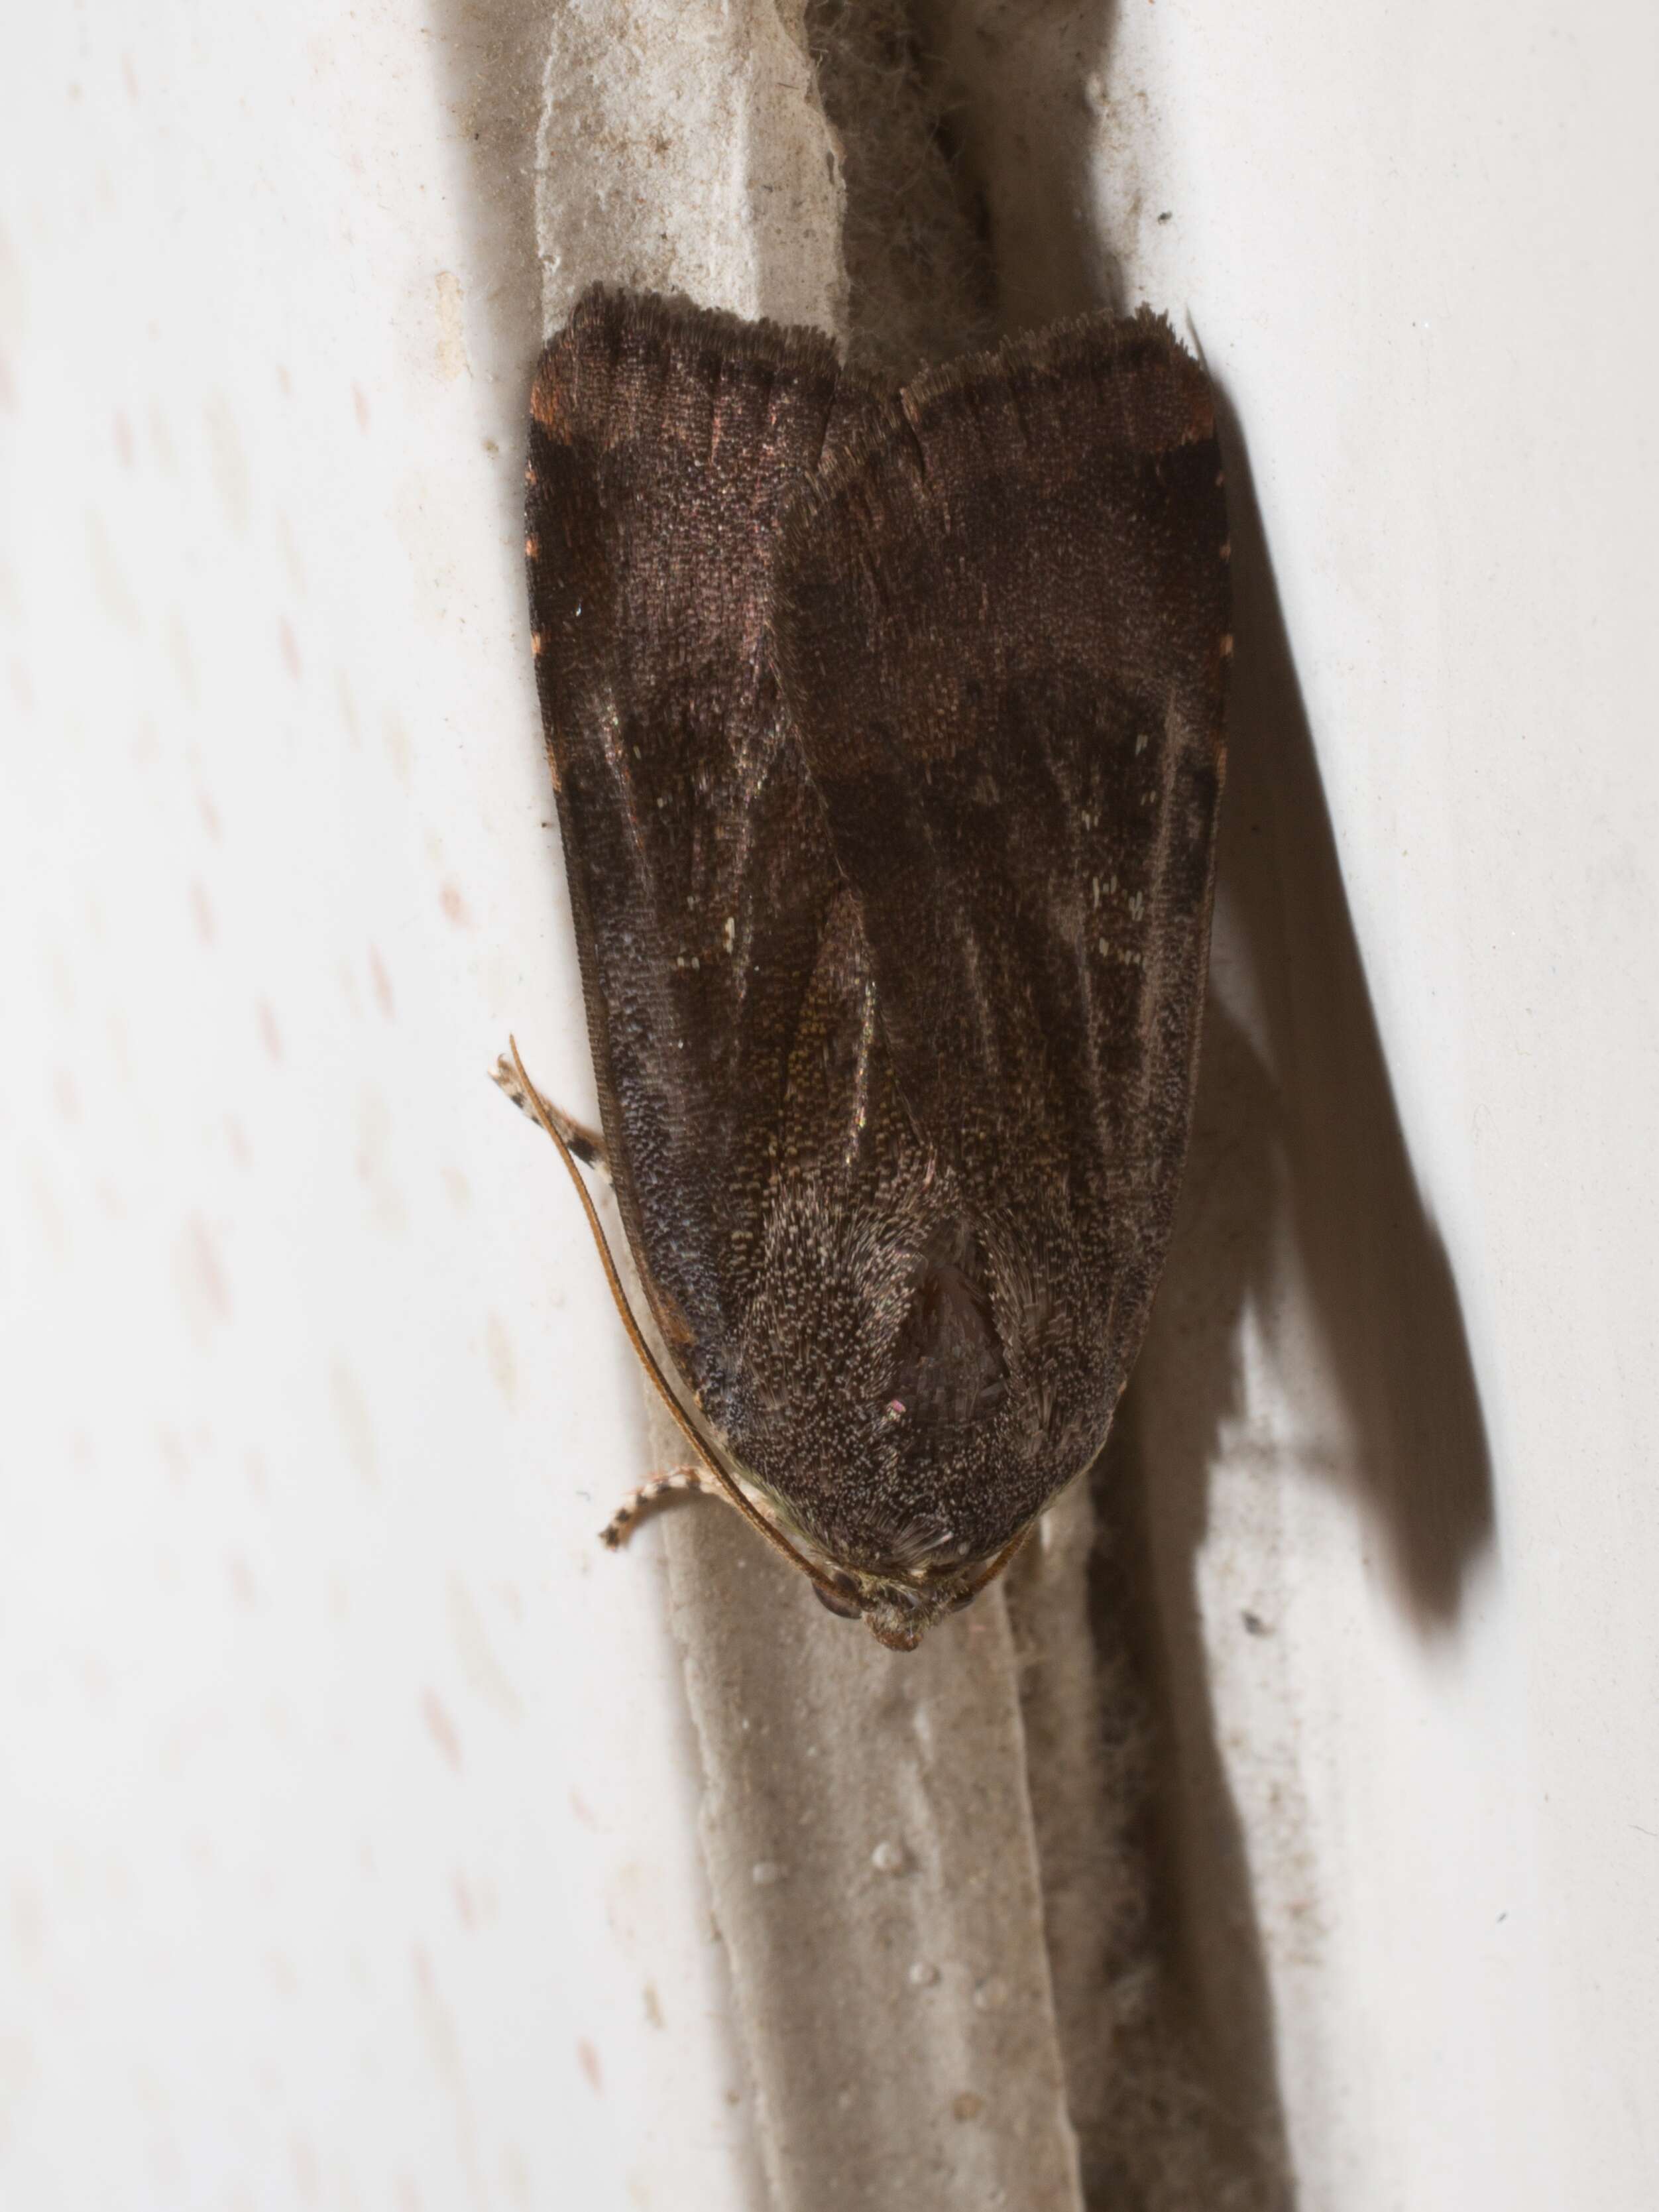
[1104,385,1497,2146]
[1217,386,1495,1620]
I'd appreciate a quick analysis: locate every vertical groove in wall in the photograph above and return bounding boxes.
[532,6,1313,2204]
[535,3,1084,2203]
[802,0,996,377]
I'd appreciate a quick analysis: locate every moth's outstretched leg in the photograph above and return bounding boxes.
[492,1052,607,1175]
[600,1465,718,1548]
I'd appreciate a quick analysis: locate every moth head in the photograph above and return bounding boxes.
[768,1489,1029,1649]
[805,1552,1003,1651]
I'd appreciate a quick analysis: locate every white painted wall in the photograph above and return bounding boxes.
[1102,6,1659,2201]
[1,9,759,2206]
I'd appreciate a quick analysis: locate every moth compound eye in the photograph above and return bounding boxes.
[811,1576,862,1621]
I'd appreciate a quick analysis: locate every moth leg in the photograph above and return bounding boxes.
[599,1465,718,1548]
[491,1051,608,1175]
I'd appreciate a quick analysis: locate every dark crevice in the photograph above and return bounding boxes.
[804,0,998,377]
[1085,1410,1293,2211]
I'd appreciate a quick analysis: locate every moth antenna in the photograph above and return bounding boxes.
[502,1037,855,1603]
[959,1524,1033,1603]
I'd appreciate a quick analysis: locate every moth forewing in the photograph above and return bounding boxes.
[510,287,1228,1649]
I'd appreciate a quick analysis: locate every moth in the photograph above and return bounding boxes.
[504,286,1229,1650]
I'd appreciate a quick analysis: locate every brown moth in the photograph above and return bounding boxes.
[504,286,1229,1650]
